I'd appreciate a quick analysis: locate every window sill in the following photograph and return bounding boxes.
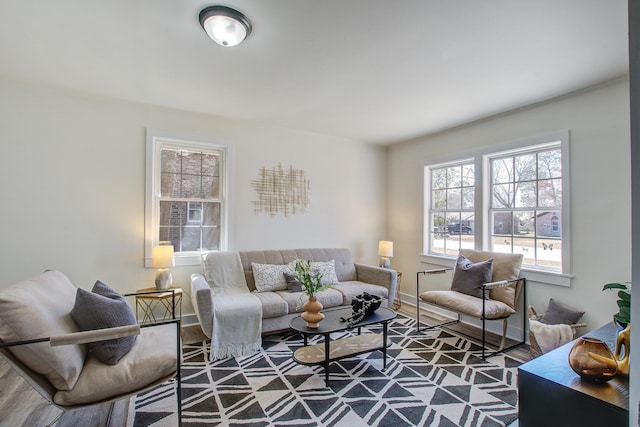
[419,253,573,287]
[144,252,203,268]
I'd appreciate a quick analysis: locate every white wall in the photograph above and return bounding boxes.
[0,78,387,316]
[387,78,631,334]
[1,75,630,337]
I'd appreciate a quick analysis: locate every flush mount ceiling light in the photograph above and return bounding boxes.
[199,5,252,47]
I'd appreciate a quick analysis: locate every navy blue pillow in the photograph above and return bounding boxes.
[70,281,137,365]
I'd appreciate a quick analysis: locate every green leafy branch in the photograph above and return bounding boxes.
[602,282,631,325]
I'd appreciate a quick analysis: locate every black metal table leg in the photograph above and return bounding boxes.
[324,333,330,386]
[382,321,389,370]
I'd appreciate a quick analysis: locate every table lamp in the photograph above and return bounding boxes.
[378,240,393,268]
[152,244,175,290]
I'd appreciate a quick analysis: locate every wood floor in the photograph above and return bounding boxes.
[0,307,530,426]
[0,357,128,427]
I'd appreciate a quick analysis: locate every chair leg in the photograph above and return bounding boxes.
[482,316,486,360]
[176,323,182,427]
[176,375,182,427]
[499,319,508,351]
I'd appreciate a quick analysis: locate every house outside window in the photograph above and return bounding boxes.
[159,149,222,252]
[187,202,203,223]
[423,132,570,285]
[145,131,231,267]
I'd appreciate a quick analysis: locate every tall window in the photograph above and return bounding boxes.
[145,131,230,267]
[159,149,222,252]
[424,132,569,281]
[488,145,562,270]
[427,160,475,256]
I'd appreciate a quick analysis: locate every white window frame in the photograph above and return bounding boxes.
[187,202,202,223]
[422,131,572,287]
[424,157,475,256]
[144,129,233,267]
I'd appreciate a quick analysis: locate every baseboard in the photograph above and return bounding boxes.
[180,313,199,325]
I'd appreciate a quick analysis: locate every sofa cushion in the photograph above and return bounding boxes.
[450,255,493,299]
[239,248,357,291]
[311,260,340,285]
[251,262,293,292]
[0,271,86,391]
[276,288,344,313]
[331,281,389,306]
[252,291,289,319]
[53,322,178,406]
[70,281,138,365]
[420,290,515,320]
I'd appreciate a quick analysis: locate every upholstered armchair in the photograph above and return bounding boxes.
[417,249,527,359]
[0,271,181,426]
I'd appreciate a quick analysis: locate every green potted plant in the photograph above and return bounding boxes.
[293,260,331,299]
[293,259,333,328]
[602,282,631,327]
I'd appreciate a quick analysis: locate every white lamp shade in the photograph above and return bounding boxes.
[152,245,175,268]
[378,241,393,257]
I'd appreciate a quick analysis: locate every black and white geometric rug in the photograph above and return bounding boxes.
[129,315,522,427]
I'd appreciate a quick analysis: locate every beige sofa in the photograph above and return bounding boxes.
[190,248,398,336]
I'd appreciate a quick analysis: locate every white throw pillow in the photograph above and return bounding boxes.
[251,262,293,292]
[311,260,339,285]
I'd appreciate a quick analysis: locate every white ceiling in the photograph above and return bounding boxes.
[0,0,629,144]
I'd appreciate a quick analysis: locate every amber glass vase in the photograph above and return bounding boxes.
[568,337,617,383]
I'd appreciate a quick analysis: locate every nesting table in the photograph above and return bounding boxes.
[290,306,396,386]
[135,287,183,324]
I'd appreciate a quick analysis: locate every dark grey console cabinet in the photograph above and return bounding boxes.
[518,322,628,427]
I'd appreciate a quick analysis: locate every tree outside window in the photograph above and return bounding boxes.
[489,147,562,270]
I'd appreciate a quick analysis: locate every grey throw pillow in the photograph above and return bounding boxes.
[70,281,137,365]
[450,254,494,299]
[283,272,303,292]
[539,298,585,325]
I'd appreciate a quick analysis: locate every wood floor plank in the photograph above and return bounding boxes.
[0,359,125,427]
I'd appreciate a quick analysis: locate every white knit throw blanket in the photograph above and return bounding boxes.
[529,319,573,354]
[202,251,262,361]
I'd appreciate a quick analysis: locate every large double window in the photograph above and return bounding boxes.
[424,132,570,283]
[145,131,231,267]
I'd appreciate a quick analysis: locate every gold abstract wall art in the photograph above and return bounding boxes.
[251,163,310,217]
